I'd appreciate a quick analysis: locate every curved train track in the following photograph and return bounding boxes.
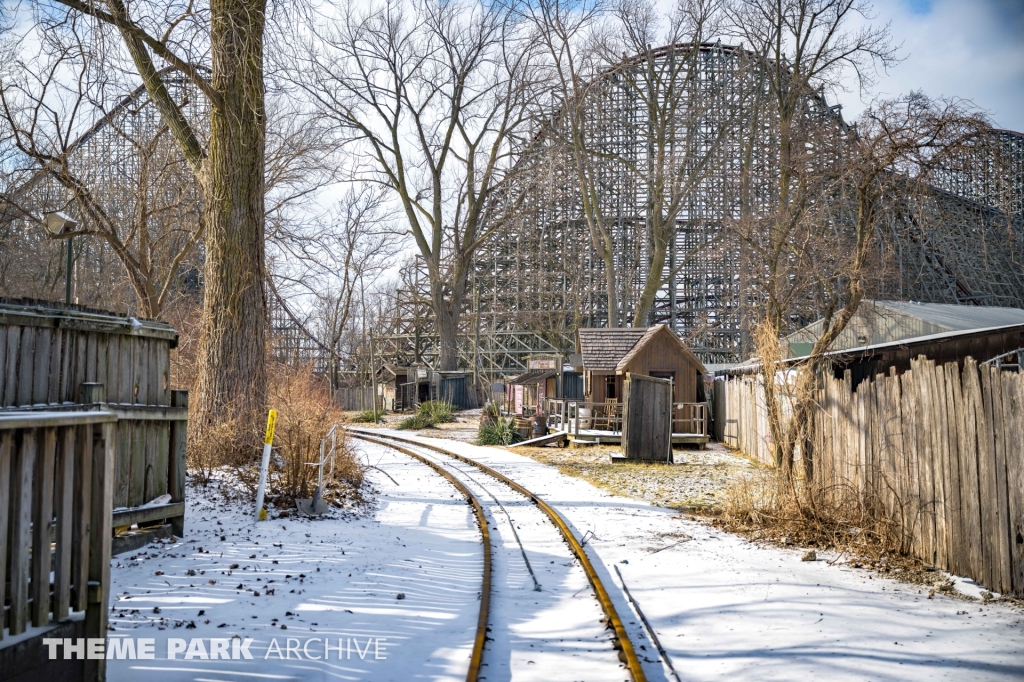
[350,429,648,682]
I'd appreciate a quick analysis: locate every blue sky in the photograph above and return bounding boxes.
[834,0,1024,131]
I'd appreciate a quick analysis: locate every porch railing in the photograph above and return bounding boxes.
[1,408,116,680]
[543,398,708,438]
[672,402,708,436]
[542,399,623,436]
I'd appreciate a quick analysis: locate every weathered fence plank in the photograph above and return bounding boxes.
[1005,373,1024,594]
[9,429,36,635]
[31,428,57,626]
[715,355,1023,596]
[988,367,1013,594]
[942,361,965,577]
[53,426,75,621]
[0,432,11,640]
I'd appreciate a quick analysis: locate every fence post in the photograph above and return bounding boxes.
[80,382,105,405]
[169,390,189,538]
[85,419,114,682]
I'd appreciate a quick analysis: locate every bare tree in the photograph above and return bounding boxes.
[0,27,205,318]
[603,0,746,325]
[293,0,540,370]
[30,0,271,433]
[725,0,899,481]
[269,186,399,391]
[524,0,619,324]
[780,95,988,491]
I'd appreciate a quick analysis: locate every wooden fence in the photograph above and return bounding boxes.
[1,410,115,682]
[334,386,376,411]
[0,301,186,553]
[714,358,1024,596]
[713,373,775,465]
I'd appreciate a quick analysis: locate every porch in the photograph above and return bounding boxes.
[541,398,710,447]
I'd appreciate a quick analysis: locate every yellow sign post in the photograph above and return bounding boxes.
[254,409,278,521]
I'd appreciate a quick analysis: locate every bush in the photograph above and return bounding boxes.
[482,401,501,419]
[351,409,385,423]
[478,416,522,446]
[419,400,455,424]
[187,361,366,509]
[396,400,456,430]
[397,413,434,430]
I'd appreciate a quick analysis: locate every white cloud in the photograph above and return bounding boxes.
[835,0,1024,131]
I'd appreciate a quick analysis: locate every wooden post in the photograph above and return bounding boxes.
[0,432,11,641]
[31,427,56,627]
[72,424,93,612]
[84,420,114,682]
[80,381,106,405]
[169,389,189,538]
[9,429,36,635]
[53,426,75,621]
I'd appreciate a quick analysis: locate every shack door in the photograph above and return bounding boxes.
[621,373,672,461]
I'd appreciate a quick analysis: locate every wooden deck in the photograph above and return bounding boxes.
[566,429,710,447]
[541,398,710,448]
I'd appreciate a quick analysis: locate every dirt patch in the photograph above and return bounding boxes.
[508,442,754,511]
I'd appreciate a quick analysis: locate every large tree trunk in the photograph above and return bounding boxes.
[603,254,620,328]
[433,284,461,372]
[632,220,670,327]
[193,0,268,432]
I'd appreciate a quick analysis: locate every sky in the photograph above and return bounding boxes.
[833,0,1024,131]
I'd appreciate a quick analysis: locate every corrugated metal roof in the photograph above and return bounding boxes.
[871,301,1024,330]
[720,321,1024,376]
[784,300,1024,353]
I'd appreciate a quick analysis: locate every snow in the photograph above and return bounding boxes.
[107,446,484,681]
[105,430,1024,682]
[369,432,1024,682]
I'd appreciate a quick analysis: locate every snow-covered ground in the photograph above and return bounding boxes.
[106,431,1024,682]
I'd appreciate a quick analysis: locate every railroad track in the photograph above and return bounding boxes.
[350,429,648,682]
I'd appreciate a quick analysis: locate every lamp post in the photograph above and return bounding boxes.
[43,212,79,304]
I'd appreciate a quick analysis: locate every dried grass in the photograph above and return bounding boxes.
[717,465,909,565]
[187,361,366,510]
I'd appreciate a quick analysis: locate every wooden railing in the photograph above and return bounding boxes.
[4,383,188,554]
[1,408,115,680]
[543,399,623,435]
[672,403,708,436]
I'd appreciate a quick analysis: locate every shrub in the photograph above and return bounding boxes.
[397,413,433,430]
[351,409,385,423]
[262,365,366,508]
[187,360,366,509]
[419,400,455,424]
[482,401,501,419]
[478,416,522,446]
[396,400,456,430]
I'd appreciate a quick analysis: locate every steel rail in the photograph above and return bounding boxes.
[351,429,649,682]
[353,432,491,682]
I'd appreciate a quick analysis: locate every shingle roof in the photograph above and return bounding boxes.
[578,328,650,371]
[615,325,707,374]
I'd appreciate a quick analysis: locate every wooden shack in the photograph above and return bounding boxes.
[506,354,562,415]
[578,325,706,404]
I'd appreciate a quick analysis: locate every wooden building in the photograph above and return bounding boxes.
[506,355,561,414]
[578,325,707,404]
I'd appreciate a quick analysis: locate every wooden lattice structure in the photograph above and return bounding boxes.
[382,43,1024,369]
[0,69,207,311]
